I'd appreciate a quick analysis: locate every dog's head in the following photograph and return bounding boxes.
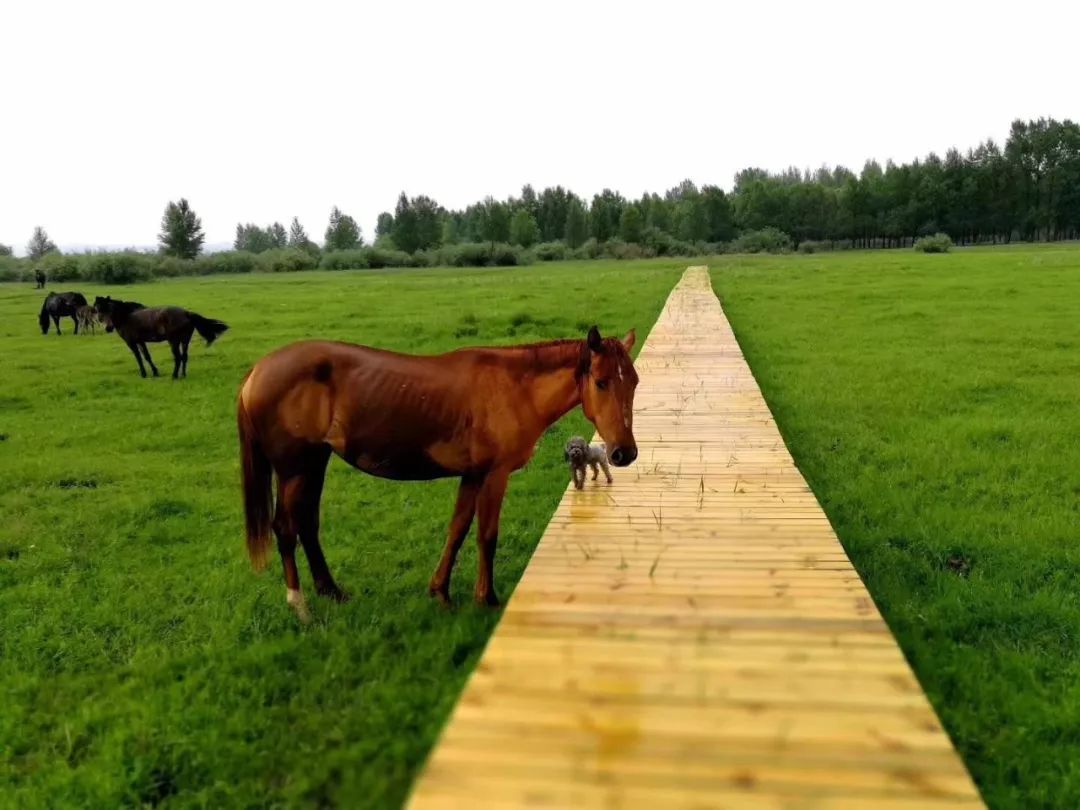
[564,436,588,465]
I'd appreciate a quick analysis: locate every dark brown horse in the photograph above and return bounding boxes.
[39,291,88,335]
[238,326,639,621]
[96,296,228,378]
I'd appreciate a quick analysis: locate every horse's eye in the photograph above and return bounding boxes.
[595,378,609,391]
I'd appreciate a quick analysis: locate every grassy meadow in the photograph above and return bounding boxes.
[0,260,684,808]
[4,246,1079,809]
[711,245,1080,810]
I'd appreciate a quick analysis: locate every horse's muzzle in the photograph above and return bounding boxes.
[610,446,638,467]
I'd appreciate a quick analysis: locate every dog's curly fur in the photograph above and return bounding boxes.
[564,436,612,490]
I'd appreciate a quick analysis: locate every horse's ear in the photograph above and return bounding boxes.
[587,326,603,353]
[622,329,636,352]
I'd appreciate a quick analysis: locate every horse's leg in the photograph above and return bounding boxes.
[181,335,191,377]
[294,447,347,602]
[126,341,147,377]
[273,474,311,623]
[169,341,182,379]
[53,315,61,335]
[73,315,79,335]
[139,343,159,377]
[429,475,481,605]
[474,467,510,607]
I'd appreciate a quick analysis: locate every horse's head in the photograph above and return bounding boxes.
[38,302,50,334]
[579,326,638,467]
[94,296,116,332]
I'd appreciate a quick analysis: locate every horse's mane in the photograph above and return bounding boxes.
[470,336,628,377]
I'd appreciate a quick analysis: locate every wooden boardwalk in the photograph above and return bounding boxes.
[408,267,983,809]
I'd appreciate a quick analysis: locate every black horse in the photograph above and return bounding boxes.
[39,291,88,335]
[95,296,228,379]
[34,269,46,289]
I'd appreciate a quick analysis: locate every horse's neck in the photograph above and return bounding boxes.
[512,343,584,429]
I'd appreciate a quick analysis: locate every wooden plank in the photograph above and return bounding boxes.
[407,266,983,808]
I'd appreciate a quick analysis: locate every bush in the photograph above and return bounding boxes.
[320,249,370,270]
[797,240,832,254]
[364,246,414,269]
[731,227,793,254]
[603,239,647,261]
[39,253,81,282]
[0,255,27,282]
[81,252,153,284]
[195,251,258,275]
[156,256,195,277]
[571,238,601,260]
[914,233,953,253]
[533,241,569,262]
[256,248,318,273]
[489,242,529,267]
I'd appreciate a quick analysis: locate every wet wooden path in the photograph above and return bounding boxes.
[408,267,983,808]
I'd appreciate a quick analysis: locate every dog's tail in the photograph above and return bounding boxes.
[190,312,229,345]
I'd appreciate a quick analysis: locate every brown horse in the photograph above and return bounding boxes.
[238,326,638,620]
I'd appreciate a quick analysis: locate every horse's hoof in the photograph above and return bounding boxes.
[474,591,501,608]
[316,582,349,603]
[429,585,452,607]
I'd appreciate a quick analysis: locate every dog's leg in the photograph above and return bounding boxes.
[590,461,599,481]
[601,457,613,484]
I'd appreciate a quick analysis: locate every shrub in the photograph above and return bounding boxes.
[572,238,601,260]
[604,239,646,261]
[256,248,318,273]
[320,249,370,270]
[156,256,195,277]
[195,251,257,275]
[489,242,529,267]
[731,227,793,254]
[81,253,153,284]
[0,255,27,282]
[364,246,414,269]
[914,233,953,253]
[533,241,569,262]
[441,242,491,267]
[39,253,81,282]
[797,240,832,254]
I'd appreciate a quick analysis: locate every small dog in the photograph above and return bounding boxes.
[564,436,613,490]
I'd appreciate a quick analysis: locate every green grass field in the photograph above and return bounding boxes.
[711,245,1080,810]
[4,247,1079,809]
[0,260,683,808]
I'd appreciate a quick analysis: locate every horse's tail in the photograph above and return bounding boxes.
[238,386,273,570]
[38,297,51,332]
[190,312,229,346]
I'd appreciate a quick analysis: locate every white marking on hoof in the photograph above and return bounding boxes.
[287,588,311,624]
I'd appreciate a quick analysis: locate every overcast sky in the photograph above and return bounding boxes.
[2,0,1077,254]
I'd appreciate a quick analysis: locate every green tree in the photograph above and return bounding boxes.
[288,217,318,254]
[392,192,419,253]
[269,222,288,249]
[589,189,625,242]
[27,226,59,260]
[564,198,588,248]
[618,205,644,243]
[0,243,12,257]
[235,224,274,253]
[375,212,394,239]
[288,217,309,247]
[481,197,510,245]
[324,206,362,251]
[510,209,539,247]
[159,199,204,259]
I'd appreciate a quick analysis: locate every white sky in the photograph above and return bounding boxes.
[2,0,1077,254]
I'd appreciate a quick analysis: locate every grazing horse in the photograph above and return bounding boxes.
[237,326,639,621]
[39,291,88,335]
[95,296,228,379]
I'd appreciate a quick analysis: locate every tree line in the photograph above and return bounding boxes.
[3,117,1078,274]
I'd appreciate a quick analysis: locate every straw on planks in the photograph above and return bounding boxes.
[408,266,983,809]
